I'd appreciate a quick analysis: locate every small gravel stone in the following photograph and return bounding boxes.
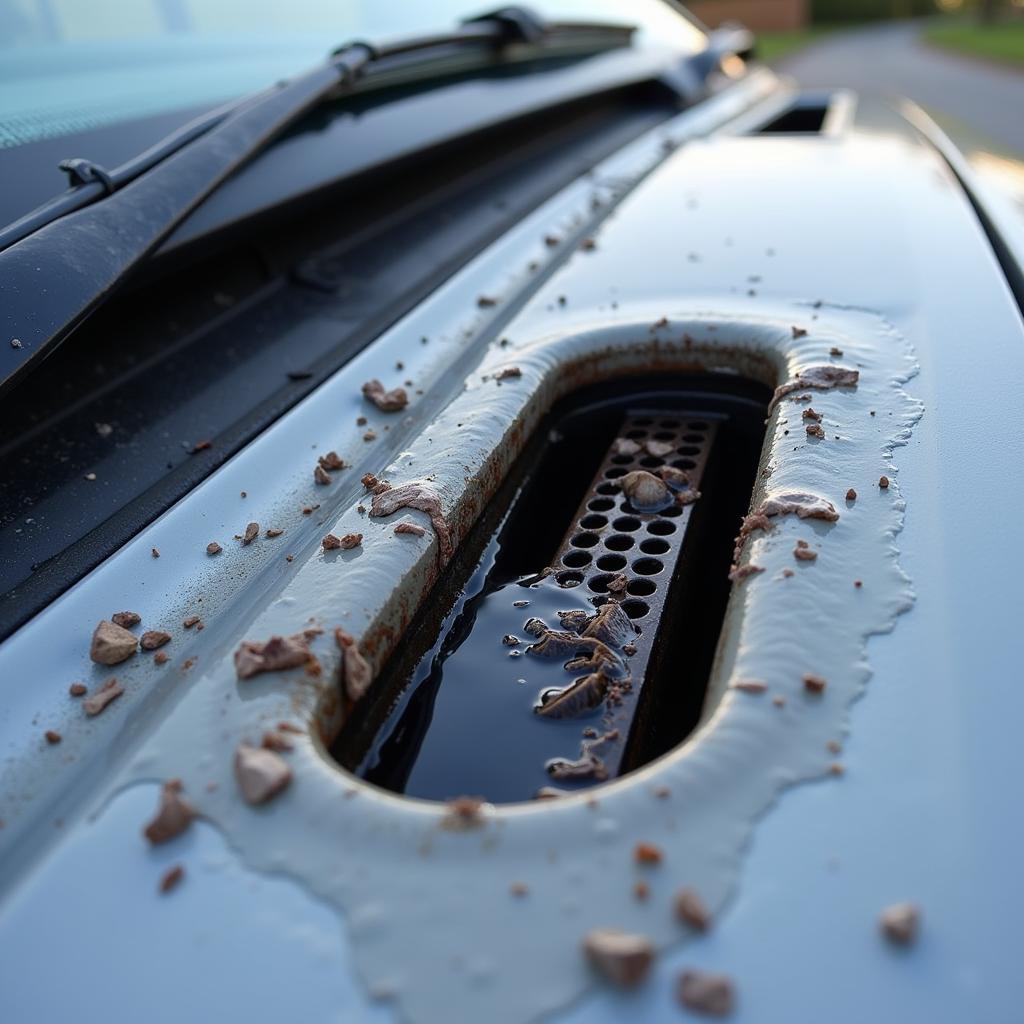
[235,744,292,805]
[111,611,141,629]
[90,620,138,666]
[880,902,920,946]
[677,969,734,1017]
[206,541,222,555]
[83,678,124,716]
[583,928,655,988]
[140,630,171,650]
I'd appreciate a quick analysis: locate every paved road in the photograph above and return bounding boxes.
[779,20,1024,156]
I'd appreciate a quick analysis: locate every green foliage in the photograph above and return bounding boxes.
[925,21,1024,67]
[810,0,939,23]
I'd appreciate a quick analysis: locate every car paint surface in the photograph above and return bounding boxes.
[1,74,1023,1022]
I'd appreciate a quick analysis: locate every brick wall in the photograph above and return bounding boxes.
[687,0,808,31]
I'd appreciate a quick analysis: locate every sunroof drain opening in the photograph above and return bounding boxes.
[330,374,769,803]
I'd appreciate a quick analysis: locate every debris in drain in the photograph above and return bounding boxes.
[242,522,259,545]
[265,528,283,538]
[620,470,672,513]
[336,628,372,702]
[144,779,196,844]
[234,633,313,679]
[159,865,185,894]
[879,475,890,489]
[770,364,859,411]
[111,611,141,629]
[794,542,817,561]
[758,491,839,522]
[154,651,169,665]
[494,367,522,381]
[90,620,138,665]
[546,748,608,780]
[314,464,332,485]
[477,295,498,307]
[337,533,362,550]
[677,969,734,1017]
[802,408,822,421]
[537,670,612,719]
[803,673,827,694]
[644,439,674,458]
[791,326,808,338]
[69,682,87,697]
[323,533,343,551]
[806,423,825,439]
[659,466,691,490]
[675,887,711,931]
[583,928,655,988]
[612,438,641,457]
[830,346,844,356]
[846,488,857,501]
[83,678,124,716]
[141,630,171,650]
[235,744,292,805]
[45,730,61,745]
[880,902,920,946]
[607,574,628,594]
[370,481,452,560]
[362,379,408,412]
[394,522,426,537]
[206,541,222,555]
[183,615,200,629]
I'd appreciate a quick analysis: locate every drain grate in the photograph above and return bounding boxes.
[529,412,715,783]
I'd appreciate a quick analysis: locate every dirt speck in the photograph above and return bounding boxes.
[362,379,408,412]
[394,522,426,537]
[151,548,160,558]
[206,541,222,555]
[846,488,857,501]
[879,475,890,489]
[494,366,522,381]
[675,887,711,931]
[183,615,200,629]
[314,464,332,486]
[45,730,61,744]
[235,744,292,805]
[442,795,487,828]
[791,326,808,338]
[634,842,663,865]
[318,451,345,471]
[159,864,185,894]
[69,682,87,697]
[880,902,920,946]
[337,533,362,550]
[154,651,169,665]
[793,544,818,562]
[144,779,195,844]
[583,928,655,988]
[242,522,259,545]
[140,630,170,650]
[90,620,138,665]
[677,969,734,1017]
[265,528,283,538]
[111,611,141,629]
[803,673,827,694]
[730,679,767,694]
[83,678,124,716]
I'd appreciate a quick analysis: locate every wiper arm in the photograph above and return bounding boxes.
[0,6,634,397]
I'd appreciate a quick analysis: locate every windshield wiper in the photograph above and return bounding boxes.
[0,6,634,398]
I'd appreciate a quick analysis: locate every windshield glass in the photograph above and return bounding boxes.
[0,0,705,150]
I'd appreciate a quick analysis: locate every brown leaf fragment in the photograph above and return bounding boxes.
[144,779,196,844]
[265,528,283,538]
[770,364,859,411]
[69,682,87,697]
[338,533,362,549]
[90,620,138,666]
[183,615,200,629]
[880,902,920,946]
[370,481,452,560]
[677,969,734,1017]
[318,451,345,471]
[728,563,764,582]
[261,730,293,753]
[806,423,825,439]
[235,744,292,805]
[242,522,259,545]
[361,473,380,490]
[758,491,839,522]
[791,325,808,338]
[802,407,822,421]
[83,678,124,716]
[583,929,655,988]
[159,864,185,894]
[803,673,827,694]
[236,634,313,680]
[634,842,663,865]
[335,627,372,701]
[494,366,522,381]
[731,679,767,694]
[675,887,711,931]
[361,379,408,412]
[45,730,61,744]
[206,541,222,555]
[322,533,342,550]
[140,630,171,650]
[794,544,818,561]
[111,611,141,629]
[394,522,426,537]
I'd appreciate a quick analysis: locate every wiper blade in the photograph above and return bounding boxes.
[0,6,634,398]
